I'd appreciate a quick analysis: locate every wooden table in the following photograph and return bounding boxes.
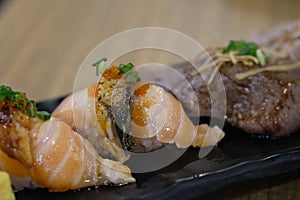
[0,0,299,199]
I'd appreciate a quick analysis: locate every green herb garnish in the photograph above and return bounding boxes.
[118,63,134,74]
[36,111,51,120]
[222,40,258,56]
[92,58,140,83]
[118,63,140,83]
[92,57,108,76]
[255,49,266,66]
[0,85,51,120]
[222,40,267,65]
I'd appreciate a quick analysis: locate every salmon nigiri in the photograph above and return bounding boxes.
[0,86,135,192]
[52,83,129,162]
[129,83,224,151]
[53,64,225,154]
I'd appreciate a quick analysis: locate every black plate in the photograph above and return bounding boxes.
[15,96,300,200]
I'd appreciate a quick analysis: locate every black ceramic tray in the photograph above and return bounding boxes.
[15,96,300,200]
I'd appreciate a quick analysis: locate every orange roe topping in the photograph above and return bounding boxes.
[134,83,151,96]
[131,103,148,127]
[102,65,122,80]
[131,84,153,126]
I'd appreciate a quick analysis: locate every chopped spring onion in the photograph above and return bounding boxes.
[222,40,258,57]
[92,57,108,76]
[118,63,140,83]
[0,85,51,120]
[118,63,134,74]
[222,40,268,66]
[256,49,266,66]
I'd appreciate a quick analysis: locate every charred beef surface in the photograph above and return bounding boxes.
[175,62,300,137]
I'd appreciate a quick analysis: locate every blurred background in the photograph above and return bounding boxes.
[0,0,300,100]
[0,0,300,199]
